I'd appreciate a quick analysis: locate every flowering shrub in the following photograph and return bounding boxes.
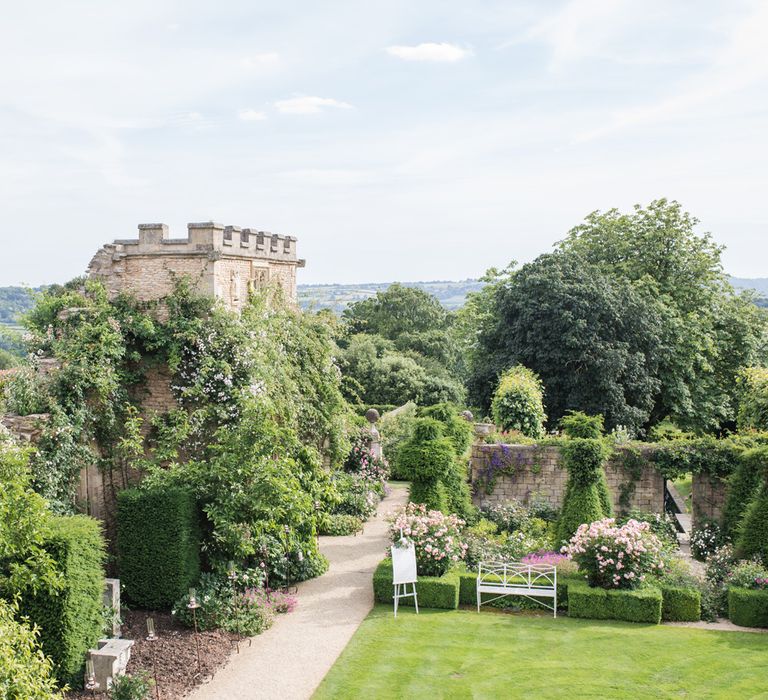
[332,472,379,520]
[389,503,467,577]
[521,551,579,577]
[690,519,728,561]
[345,429,390,484]
[728,560,768,590]
[173,573,296,636]
[562,518,665,589]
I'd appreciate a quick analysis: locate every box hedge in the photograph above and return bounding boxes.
[458,570,579,611]
[728,587,768,628]
[373,559,459,610]
[20,515,106,688]
[567,579,662,624]
[660,585,701,622]
[117,487,201,609]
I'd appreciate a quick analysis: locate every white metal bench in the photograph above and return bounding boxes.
[476,561,558,617]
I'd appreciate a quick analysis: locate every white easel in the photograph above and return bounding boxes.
[391,531,419,618]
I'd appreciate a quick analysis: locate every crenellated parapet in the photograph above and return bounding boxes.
[88,222,305,308]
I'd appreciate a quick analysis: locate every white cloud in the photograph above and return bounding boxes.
[240,52,280,69]
[386,42,470,62]
[238,109,267,121]
[576,1,768,141]
[274,96,353,115]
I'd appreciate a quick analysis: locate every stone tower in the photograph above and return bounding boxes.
[87,222,305,310]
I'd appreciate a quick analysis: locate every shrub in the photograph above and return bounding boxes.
[567,579,662,624]
[109,672,153,700]
[398,419,455,482]
[560,411,604,439]
[398,418,463,513]
[463,523,550,572]
[332,472,380,519]
[480,500,531,533]
[372,559,459,610]
[418,403,473,455]
[691,519,728,562]
[619,510,678,551]
[563,518,665,590]
[0,429,59,599]
[737,367,768,432]
[490,366,547,438]
[557,438,612,543]
[344,428,390,483]
[388,503,467,577]
[409,479,448,513]
[117,487,201,609]
[723,447,767,538]
[727,559,768,589]
[660,586,701,622]
[736,478,768,566]
[172,573,291,635]
[21,515,106,688]
[318,513,363,536]
[0,599,62,699]
[379,402,418,479]
[728,587,768,628]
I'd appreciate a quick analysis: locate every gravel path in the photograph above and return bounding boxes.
[189,483,409,700]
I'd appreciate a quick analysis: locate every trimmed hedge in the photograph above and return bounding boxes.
[20,515,106,688]
[728,587,768,628]
[722,447,766,538]
[117,487,201,609]
[660,585,701,622]
[567,579,662,624]
[736,482,768,566]
[458,569,579,611]
[372,559,459,610]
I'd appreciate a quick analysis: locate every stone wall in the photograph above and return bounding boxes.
[691,474,727,525]
[470,443,665,515]
[0,413,49,442]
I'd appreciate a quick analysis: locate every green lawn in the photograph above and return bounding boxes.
[314,606,768,699]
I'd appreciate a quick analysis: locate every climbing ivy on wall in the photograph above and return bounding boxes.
[1,277,355,583]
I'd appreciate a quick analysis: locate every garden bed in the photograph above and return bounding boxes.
[65,610,237,700]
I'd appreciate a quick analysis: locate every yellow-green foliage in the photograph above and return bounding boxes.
[491,365,547,438]
[0,599,62,699]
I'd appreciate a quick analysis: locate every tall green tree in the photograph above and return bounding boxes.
[467,252,663,433]
[558,199,766,432]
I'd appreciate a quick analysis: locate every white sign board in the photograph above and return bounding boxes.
[391,543,417,585]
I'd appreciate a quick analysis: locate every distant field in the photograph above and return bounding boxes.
[0,276,765,318]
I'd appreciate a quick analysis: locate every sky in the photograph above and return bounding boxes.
[1,0,767,286]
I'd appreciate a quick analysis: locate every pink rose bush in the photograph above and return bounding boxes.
[389,503,468,577]
[562,518,665,589]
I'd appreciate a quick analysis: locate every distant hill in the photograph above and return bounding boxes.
[297,280,486,313]
[0,276,765,323]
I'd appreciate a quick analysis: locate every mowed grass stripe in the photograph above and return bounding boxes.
[314,607,768,700]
